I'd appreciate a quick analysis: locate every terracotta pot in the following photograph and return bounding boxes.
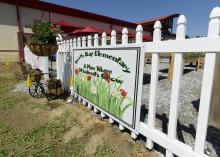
[28,44,58,56]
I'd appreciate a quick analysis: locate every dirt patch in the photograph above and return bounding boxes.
[74,104,97,129]
[85,133,104,156]
[64,104,158,157]
[63,126,84,143]
[0,102,49,132]
[132,142,154,157]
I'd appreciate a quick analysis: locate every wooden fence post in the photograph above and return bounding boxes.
[168,53,174,81]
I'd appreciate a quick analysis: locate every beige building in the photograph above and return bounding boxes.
[0,0,178,62]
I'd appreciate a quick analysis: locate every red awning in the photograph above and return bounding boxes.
[70,26,103,36]
[128,32,153,42]
[53,21,83,33]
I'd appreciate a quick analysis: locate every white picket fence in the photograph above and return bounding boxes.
[24,45,49,79]
[25,7,220,157]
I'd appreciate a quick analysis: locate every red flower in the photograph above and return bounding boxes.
[119,89,127,97]
[87,75,92,81]
[75,69,79,76]
[102,71,111,83]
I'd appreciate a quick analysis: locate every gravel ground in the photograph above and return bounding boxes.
[14,81,29,93]
[141,63,220,157]
[14,62,220,157]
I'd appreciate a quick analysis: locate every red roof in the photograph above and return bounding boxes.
[137,14,179,25]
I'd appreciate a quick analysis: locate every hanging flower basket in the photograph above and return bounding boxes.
[29,44,58,56]
[28,21,60,57]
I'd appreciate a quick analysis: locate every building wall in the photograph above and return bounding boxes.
[19,6,138,35]
[0,3,19,62]
[19,6,147,37]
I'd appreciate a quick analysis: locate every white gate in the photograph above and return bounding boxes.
[56,7,220,157]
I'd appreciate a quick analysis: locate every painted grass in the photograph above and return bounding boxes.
[75,71,134,119]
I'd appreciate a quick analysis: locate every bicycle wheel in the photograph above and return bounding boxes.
[29,82,45,98]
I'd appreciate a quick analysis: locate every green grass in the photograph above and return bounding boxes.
[0,94,29,110]
[0,97,16,110]
[75,71,133,119]
[94,144,114,157]
[0,111,83,157]
[59,138,85,157]
[0,74,17,94]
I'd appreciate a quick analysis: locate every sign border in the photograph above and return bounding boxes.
[73,47,141,129]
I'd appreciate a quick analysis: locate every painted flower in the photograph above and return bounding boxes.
[102,71,111,83]
[106,79,110,83]
[87,75,92,81]
[111,91,117,97]
[119,89,127,97]
[91,84,97,94]
[75,69,79,76]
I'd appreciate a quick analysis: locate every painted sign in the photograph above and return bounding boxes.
[73,47,142,128]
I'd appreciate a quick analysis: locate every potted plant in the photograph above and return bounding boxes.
[46,78,63,95]
[28,21,60,56]
[29,68,44,82]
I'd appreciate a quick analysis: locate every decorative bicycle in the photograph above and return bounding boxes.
[28,73,66,101]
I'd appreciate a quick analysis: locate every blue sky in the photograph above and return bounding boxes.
[44,0,220,37]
